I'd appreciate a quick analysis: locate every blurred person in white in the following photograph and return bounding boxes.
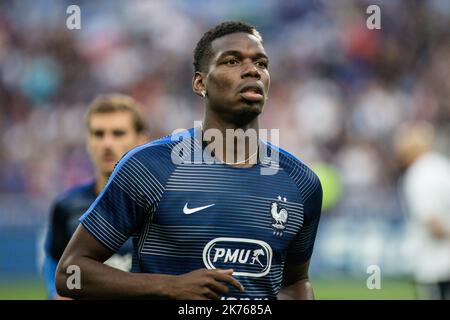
[395,122,450,300]
[43,94,148,299]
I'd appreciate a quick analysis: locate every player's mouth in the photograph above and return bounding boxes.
[239,84,264,102]
[102,153,117,162]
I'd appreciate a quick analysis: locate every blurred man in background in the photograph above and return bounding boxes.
[395,122,450,300]
[43,94,148,299]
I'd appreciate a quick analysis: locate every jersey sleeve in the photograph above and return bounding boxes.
[46,201,71,260]
[43,200,72,298]
[80,152,162,252]
[42,255,58,299]
[286,175,323,265]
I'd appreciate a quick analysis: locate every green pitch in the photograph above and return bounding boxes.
[313,277,417,300]
[0,276,417,300]
[0,278,47,300]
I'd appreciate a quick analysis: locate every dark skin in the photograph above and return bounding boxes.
[56,32,314,300]
[56,225,243,299]
[194,34,314,298]
[193,32,269,167]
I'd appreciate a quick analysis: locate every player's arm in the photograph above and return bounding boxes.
[55,224,244,299]
[278,170,322,300]
[278,260,314,300]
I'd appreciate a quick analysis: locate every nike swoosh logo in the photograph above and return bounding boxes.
[183,203,215,215]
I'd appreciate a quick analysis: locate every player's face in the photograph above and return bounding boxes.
[87,111,145,177]
[203,32,270,123]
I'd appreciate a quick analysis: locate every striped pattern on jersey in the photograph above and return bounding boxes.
[80,128,322,299]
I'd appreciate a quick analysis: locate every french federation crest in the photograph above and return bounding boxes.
[270,196,288,236]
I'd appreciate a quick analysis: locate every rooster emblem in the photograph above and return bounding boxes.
[271,196,288,236]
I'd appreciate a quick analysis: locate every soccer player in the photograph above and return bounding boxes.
[55,21,322,300]
[43,94,148,299]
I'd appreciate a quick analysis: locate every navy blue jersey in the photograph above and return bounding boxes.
[44,181,133,299]
[80,128,322,300]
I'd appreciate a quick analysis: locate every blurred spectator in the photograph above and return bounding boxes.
[0,0,448,215]
[395,122,450,299]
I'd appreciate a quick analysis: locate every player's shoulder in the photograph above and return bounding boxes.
[52,181,96,212]
[264,141,321,192]
[263,141,314,174]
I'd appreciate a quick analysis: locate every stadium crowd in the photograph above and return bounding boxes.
[0,0,449,216]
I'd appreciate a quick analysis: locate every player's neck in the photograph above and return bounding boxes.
[202,111,259,167]
[94,175,109,195]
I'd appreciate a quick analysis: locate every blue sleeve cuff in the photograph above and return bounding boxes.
[42,255,58,299]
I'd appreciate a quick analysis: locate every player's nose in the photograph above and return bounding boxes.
[101,133,115,147]
[241,61,261,80]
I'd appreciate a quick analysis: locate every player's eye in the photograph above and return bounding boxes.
[224,58,239,65]
[113,130,126,137]
[256,60,268,68]
[92,130,104,138]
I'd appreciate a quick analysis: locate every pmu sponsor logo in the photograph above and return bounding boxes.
[202,237,272,277]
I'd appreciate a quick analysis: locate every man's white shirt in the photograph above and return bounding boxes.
[403,152,450,283]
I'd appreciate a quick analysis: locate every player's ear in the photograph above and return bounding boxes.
[192,71,206,98]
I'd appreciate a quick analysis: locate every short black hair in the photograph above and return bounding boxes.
[193,21,262,72]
